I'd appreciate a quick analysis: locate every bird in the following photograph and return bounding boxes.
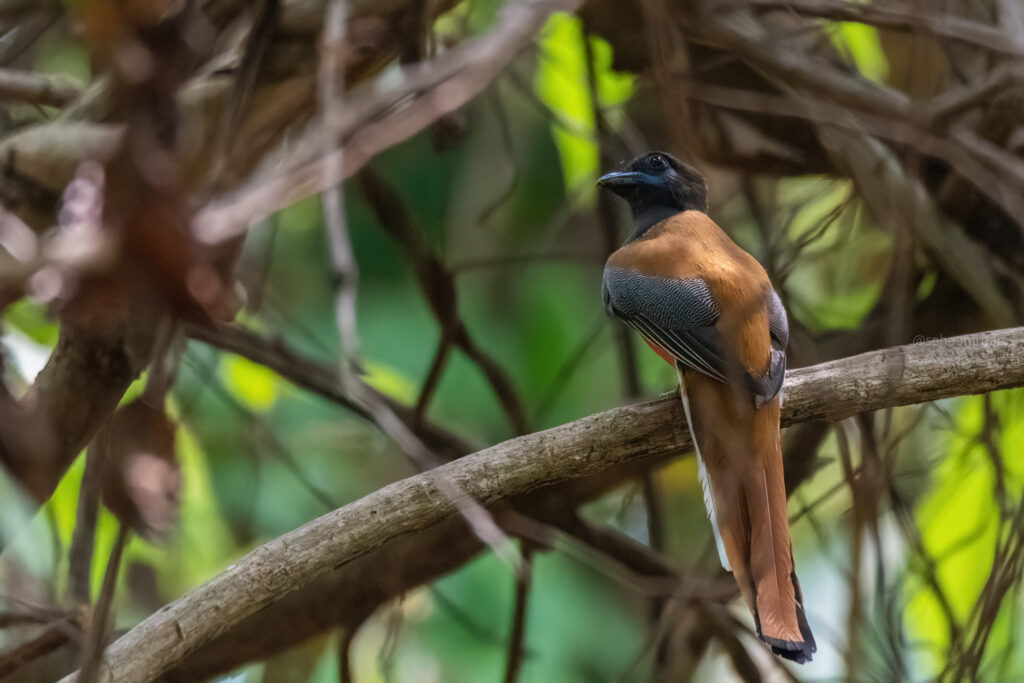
[597,151,815,663]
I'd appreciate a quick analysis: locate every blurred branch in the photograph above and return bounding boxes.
[60,327,1024,682]
[0,4,60,66]
[0,0,572,516]
[0,0,468,514]
[737,0,1024,56]
[338,626,355,683]
[214,0,282,169]
[585,31,641,402]
[688,6,1023,325]
[181,351,341,510]
[197,0,583,243]
[819,128,1017,327]
[502,544,533,683]
[67,438,104,605]
[78,524,129,683]
[320,0,361,369]
[699,5,1024,251]
[0,321,155,506]
[358,168,528,435]
[184,322,474,458]
[949,492,1024,681]
[0,611,80,679]
[0,67,79,106]
[415,337,454,429]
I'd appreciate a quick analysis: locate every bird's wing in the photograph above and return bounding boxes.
[603,267,786,404]
[748,288,789,406]
[603,267,732,381]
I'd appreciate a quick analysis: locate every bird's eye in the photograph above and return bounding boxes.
[648,154,667,170]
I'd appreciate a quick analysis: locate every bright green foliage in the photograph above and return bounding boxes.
[830,21,889,83]
[907,391,1024,678]
[223,355,281,413]
[535,13,634,199]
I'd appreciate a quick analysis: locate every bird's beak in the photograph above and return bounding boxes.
[597,171,643,189]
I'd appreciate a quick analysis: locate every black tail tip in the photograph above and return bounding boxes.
[760,635,816,664]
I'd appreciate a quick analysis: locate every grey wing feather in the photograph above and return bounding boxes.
[766,288,789,349]
[603,267,790,404]
[750,289,789,406]
[603,267,731,382]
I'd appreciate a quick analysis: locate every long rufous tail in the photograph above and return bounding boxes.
[678,367,815,663]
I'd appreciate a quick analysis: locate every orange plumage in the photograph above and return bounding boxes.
[605,206,814,661]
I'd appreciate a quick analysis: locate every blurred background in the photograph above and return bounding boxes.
[2,0,1024,681]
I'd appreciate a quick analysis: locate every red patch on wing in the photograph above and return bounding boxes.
[643,338,676,367]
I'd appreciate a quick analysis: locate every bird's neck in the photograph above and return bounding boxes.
[627,205,684,242]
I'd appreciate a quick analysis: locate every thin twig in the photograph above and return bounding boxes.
[692,8,1024,245]
[180,351,341,511]
[184,322,474,457]
[343,373,522,571]
[0,613,80,679]
[0,609,68,629]
[214,0,281,174]
[67,437,104,606]
[196,0,584,244]
[584,22,641,403]
[338,626,356,683]
[315,6,519,574]
[321,0,361,370]
[502,544,534,683]
[357,168,527,434]
[835,420,863,683]
[414,334,454,429]
[531,314,606,426]
[78,523,130,683]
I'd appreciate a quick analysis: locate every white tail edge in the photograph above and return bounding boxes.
[677,367,731,571]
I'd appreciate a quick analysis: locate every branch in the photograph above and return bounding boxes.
[0,67,80,107]
[0,614,79,679]
[196,0,583,243]
[0,0,468,512]
[357,168,527,434]
[503,544,533,683]
[183,322,475,458]
[61,327,1024,682]
[738,0,1024,57]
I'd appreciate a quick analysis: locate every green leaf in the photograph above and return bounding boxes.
[830,22,888,83]
[534,14,634,198]
[5,299,59,346]
[363,361,417,404]
[221,355,280,413]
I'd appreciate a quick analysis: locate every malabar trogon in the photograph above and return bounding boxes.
[598,152,816,663]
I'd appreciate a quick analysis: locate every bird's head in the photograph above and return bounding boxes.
[597,152,708,216]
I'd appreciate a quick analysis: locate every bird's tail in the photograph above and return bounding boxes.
[678,367,815,663]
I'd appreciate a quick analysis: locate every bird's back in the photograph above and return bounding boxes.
[606,211,774,379]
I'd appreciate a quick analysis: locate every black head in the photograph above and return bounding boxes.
[597,152,708,218]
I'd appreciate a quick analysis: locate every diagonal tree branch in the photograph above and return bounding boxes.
[60,326,1024,682]
[196,0,583,243]
[183,322,475,458]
